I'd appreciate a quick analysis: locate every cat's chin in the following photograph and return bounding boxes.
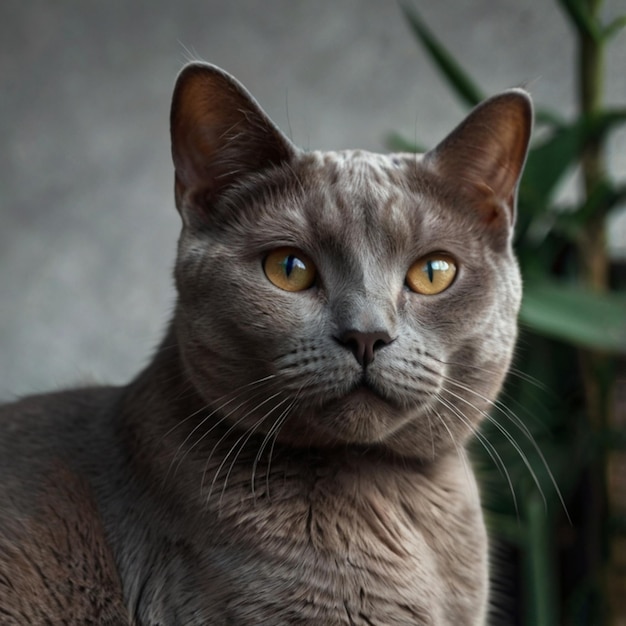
[290,383,417,449]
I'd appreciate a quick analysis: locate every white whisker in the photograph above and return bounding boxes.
[166,375,279,478]
[217,395,294,509]
[427,402,476,499]
[253,387,305,499]
[440,386,550,514]
[203,389,286,503]
[442,375,570,521]
[435,393,519,517]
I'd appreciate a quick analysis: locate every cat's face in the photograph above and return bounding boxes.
[170,64,530,460]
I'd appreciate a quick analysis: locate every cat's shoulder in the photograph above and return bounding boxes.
[0,463,130,624]
[0,385,120,447]
[0,386,130,623]
[0,385,123,507]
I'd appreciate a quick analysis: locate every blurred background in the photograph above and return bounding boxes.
[1,0,624,398]
[1,1,625,624]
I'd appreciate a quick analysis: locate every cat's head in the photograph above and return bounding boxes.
[169,63,531,459]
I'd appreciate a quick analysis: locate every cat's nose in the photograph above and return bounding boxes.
[336,330,393,367]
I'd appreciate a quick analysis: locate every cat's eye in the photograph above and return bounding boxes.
[406,253,457,295]
[263,247,317,292]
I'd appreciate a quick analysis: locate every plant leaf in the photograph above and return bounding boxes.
[398,3,564,132]
[520,281,626,352]
[552,182,626,240]
[556,0,602,41]
[385,132,428,154]
[604,14,626,40]
[399,2,484,107]
[520,109,626,212]
[535,110,566,128]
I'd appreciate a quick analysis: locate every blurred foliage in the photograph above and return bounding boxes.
[396,2,626,624]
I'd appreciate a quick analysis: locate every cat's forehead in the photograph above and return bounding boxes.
[301,149,431,217]
[306,149,418,181]
[295,149,427,246]
[300,149,421,221]
[308,149,401,165]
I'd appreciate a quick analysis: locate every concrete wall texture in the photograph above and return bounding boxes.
[1,0,625,398]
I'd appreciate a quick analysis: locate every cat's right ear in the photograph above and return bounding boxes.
[170,63,296,222]
[423,89,532,232]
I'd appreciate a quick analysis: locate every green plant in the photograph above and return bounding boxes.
[394,2,626,624]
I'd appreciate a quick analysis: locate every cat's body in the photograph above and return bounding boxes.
[0,370,485,624]
[0,64,531,625]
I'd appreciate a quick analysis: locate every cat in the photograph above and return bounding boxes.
[0,62,531,625]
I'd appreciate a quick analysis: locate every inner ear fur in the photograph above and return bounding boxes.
[423,89,533,228]
[170,63,296,215]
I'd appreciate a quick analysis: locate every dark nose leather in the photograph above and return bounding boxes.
[336,330,393,367]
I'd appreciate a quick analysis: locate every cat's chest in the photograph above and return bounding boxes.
[135,454,487,625]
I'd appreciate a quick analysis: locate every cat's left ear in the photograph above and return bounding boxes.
[170,63,296,222]
[423,89,532,229]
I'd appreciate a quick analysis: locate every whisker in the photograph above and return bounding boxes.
[426,405,436,462]
[506,366,552,394]
[165,375,280,479]
[158,374,274,446]
[445,377,538,445]
[427,403,477,500]
[442,376,570,521]
[433,354,551,394]
[439,386,550,514]
[218,395,293,509]
[253,388,304,499]
[203,389,286,502]
[435,393,519,518]
[263,412,291,502]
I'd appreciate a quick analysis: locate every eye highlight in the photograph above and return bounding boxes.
[406,253,457,295]
[263,247,316,292]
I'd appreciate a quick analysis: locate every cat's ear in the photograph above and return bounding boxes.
[423,89,532,228]
[170,63,296,220]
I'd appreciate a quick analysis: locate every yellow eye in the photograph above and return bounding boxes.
[263,247,316,292]
[406,253,457,295]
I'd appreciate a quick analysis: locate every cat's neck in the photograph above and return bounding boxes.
[118,322,206,461]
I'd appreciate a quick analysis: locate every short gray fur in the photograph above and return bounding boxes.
[0,63,532,624]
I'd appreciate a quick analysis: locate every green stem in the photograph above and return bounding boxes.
[575,1,622,624]
[578,0,607,292]
[525,492,558,626]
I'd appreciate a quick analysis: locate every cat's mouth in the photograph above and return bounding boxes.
[347,376,393,405]
[308,373,408,446]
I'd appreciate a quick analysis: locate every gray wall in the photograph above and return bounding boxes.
[1,0,625,398]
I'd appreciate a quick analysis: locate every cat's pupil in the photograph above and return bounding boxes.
[425,259,451,283]
[283,255,304,278]
[426,260,434,283]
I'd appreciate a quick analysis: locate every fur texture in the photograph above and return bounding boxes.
[0,63,532,624]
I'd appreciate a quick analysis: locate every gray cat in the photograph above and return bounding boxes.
[0,63,531,624]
